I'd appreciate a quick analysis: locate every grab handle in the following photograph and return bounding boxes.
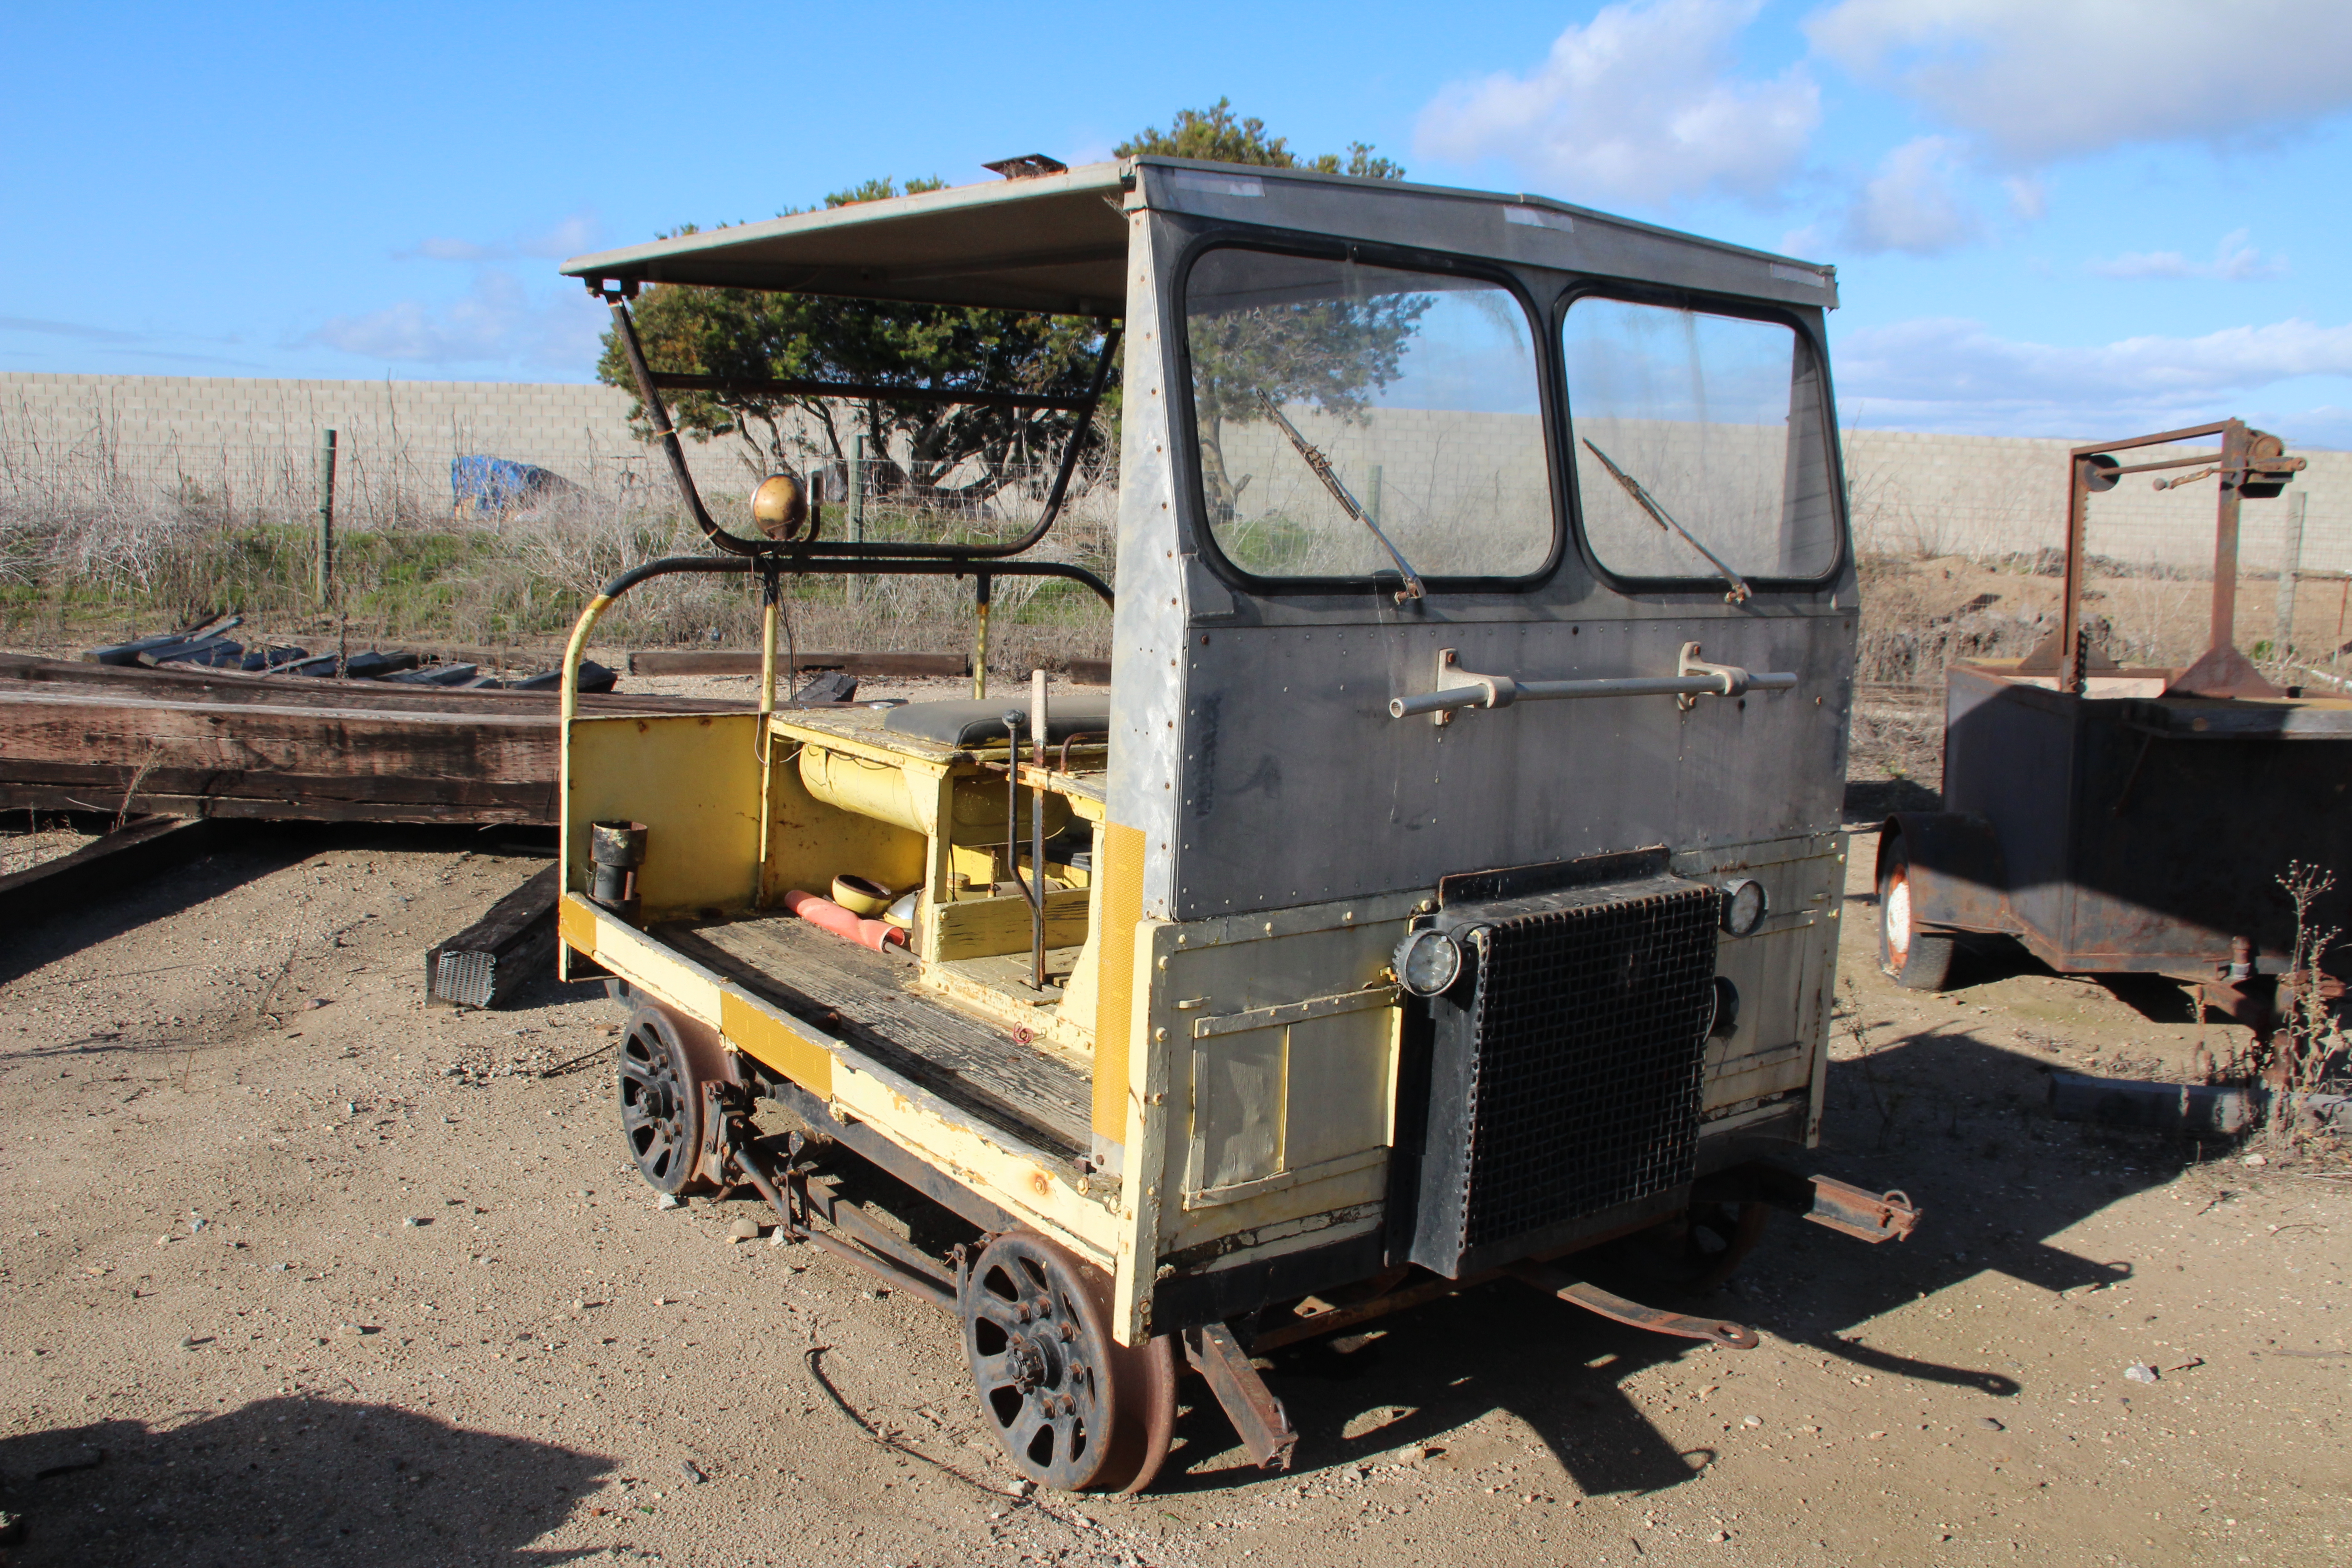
[1391,643,1796,725]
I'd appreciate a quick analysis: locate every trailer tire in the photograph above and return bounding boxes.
[961,1231,1176,1494]
[617,1005,714,1196]
[1878,836,1959,991]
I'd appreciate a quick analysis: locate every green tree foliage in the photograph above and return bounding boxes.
[595,178,1105,503]
[1114,97,1404,179]
[1120,104,1420,520]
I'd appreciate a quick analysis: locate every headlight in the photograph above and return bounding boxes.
[1392,927,1463,997]
[1720,877,1767,937]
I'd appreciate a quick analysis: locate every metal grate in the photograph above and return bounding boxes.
[431,950,497,1009]
[1451,879,1720,1253]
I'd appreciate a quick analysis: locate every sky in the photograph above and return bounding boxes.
[5,0,2351,443]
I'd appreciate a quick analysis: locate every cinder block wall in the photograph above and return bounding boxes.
[2,372,2342,573]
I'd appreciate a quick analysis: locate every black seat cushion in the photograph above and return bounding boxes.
[882,694,1114,746]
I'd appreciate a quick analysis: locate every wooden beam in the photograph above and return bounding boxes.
[426,863,561,1007]
[628,650,971,678]
[0,815,229,927]
[0,656,745,827]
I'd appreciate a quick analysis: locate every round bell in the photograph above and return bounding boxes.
[750,472,809,540]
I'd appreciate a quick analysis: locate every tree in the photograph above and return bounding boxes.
[596,179,1106,505]
[1114,98,1404,179]
[596,111,1410,510]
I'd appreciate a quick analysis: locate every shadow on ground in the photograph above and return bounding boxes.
[2,822,556,990]
[1156,1026,2221,1500]
[0,1396,612,1567]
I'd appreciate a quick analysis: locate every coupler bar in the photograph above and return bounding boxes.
[1183,1322,1298,1471]
[1798,1175,1920,1245]
[1694,1161,1922,1245]
[1512,1263,1759,1350]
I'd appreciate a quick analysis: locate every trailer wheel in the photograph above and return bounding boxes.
[962,1231,1175,1494]
[617,1005,710,1196]
[1878,837,1958,991]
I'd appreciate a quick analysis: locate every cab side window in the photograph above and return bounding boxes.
[1184,247,1554,584]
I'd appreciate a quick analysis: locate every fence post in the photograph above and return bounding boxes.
[2276,489,2307,658]
[848,431,866,607]
[1367,463,1382,525]
[314,429,338,603]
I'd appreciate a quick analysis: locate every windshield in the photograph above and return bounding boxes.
[1562,297,1840,584]
[1184,248,1553,582]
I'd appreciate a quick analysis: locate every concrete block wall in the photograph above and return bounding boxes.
[0,372,794,520]
[2,372,2342,576]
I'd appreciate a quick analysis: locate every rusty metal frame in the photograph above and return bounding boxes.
[2055,419,2305,700]
[1183,1323,1298,1470]
[1509,1262,1758,1349]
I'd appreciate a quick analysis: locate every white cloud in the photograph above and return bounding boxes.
[310,271,605,371]
[1806,0,2352,164]
[1416,0,1819,206]
[2087,229,2288,281]
[2002,176,2045,222]
[399,212,600,264]
[1835,315,2352,435]
[1838,137,1979,255]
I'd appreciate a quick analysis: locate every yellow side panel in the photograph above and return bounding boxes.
[720,990,833,1098]
[933,888,1092,960]
[557,895,598,959]
[568,714,763,918]
[1091,820,1148,1141]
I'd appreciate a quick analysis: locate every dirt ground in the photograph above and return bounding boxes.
[3,736,2349,1564]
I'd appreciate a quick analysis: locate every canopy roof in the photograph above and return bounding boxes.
[559,157,1838,317]
[561,162,1133,317]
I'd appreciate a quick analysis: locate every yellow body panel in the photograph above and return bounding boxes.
[1090,821,1148,1141]
[720,990,833,1097]
[932,887,1091,960]
[567,714,764,918]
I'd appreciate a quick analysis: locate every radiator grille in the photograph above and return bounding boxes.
[1413,876,1720,1271]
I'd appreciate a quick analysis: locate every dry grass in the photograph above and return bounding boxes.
[0,442,1115,671]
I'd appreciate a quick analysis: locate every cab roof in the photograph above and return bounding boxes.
[559,157,1837,316]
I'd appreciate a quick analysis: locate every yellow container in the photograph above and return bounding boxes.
[830,873,893,916]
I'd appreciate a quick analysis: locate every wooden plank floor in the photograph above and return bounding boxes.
[663,914,1091,1161]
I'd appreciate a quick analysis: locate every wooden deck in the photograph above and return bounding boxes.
[663,911,1092,1161]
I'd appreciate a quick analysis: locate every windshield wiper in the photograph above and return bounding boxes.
[1255,392,1426,602]
[1580,438,1753,603]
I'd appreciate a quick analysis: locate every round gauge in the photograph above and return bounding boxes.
[1720,878,1767,937]
[1392,927,1463,997]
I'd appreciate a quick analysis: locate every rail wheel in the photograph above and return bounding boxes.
[617,1005,709,1196]
[961,1231,1175,1494]
[1877,836,1959,991]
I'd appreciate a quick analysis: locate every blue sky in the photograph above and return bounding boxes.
[6,0,2351,443]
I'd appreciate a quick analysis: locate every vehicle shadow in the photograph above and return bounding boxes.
[0,1396,613,1566]
[1158,1026,2201,1499]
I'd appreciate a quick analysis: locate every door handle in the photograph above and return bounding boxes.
[1389,643,1798,724]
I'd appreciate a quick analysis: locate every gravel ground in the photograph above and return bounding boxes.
[1,804,2347,1565]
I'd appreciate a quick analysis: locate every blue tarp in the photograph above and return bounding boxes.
[451,456,569,514]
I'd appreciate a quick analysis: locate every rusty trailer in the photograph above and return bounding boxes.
[1879,420,2352,1004]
